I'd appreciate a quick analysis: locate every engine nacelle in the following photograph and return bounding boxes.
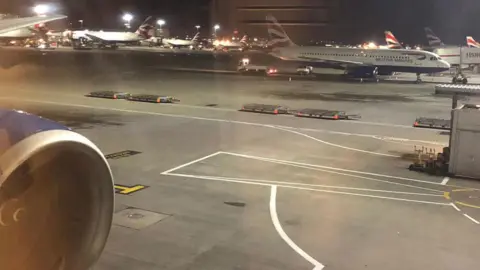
[345,66,378,78]
[0,109,114,270]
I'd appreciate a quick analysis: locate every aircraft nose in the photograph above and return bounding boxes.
[441,60,451,69]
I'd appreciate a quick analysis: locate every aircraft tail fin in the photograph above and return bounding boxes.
[135,16,155,38]
[384,31,402,49]
[266,14,296,48]
[240,35,248,44]
[192,32,200,42]
[424,27,444,47]
[467,36,480,48]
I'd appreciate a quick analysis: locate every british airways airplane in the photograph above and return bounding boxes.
[0,14,66,42]
[0,14,115,270]
[70,17,155,49]
[266,15,450,82]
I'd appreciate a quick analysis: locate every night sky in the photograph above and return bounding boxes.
[1,0,480,44]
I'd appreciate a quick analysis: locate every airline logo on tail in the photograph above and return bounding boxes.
[384,31,402,49]
[424,27,444,47]
[192,32,200,42]
[266,15,296,48]
[467,36,480,48]
[135,16,155,39]
[240,35,248,44]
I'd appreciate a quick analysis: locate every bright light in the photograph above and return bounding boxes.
[253,38,258,42]
[368,42,376,48]
[157,19,166,26]
[122,13,133,22]
[195,25,201,30]
[33,4,49,15]
[214,24,220,30]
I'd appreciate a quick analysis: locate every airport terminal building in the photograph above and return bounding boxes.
[209,0,340,44]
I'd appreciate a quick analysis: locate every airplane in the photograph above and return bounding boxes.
[162,32,200,49]
[0,14,67,67]
[214,35,248,51]
[424,27,445,48]
[467,36,480,48]
[265,15,450,83]
[384,31,403,49]
[70,17,155,49]
[423,28,463,67]
[0,15,65,46]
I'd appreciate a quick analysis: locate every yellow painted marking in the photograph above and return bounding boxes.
[452,188,476,192]
[114,185,146,195]
[444,192,451,200]
[445,184,480,191]
[455,201,480,209]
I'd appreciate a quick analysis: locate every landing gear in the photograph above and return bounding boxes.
[452,73,468,84]
[452,76,468,84]
[415,73,422,84]
[452,67,468,84]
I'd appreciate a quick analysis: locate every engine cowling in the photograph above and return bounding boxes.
[0,109,114,270]
[345,66,378,78]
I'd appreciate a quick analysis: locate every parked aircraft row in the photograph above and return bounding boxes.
[262,15,450,83]
[384,28,480,50]
[383,29,480,83]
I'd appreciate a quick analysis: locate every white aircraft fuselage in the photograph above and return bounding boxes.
[273,46,450,74]
[0,28,34,39]
[72,31,143,42]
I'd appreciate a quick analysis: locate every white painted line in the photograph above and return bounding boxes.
[441,177,450,185]
[163,151,442,193]
[270,125,400,158]
[168,173,442,196]
[463,213,480,224]
[281,183,451,206]
[278,126,445,146]
[247,159,444,193]
[347,120,416,129]
[0,97,443,143]
[451,203,461,212]
[222,152,446,187]
[165,173,451,206]
[160,151,222,175]
[270,186,325,270]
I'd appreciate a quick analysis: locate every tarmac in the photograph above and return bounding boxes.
[0,47,479,270]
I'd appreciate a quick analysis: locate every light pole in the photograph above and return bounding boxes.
[78,20,84,28]
[122,13,133,29]
[33,4,50,16]
[195,25,201,32]
[213,24,220,37]
[157,19,166,27]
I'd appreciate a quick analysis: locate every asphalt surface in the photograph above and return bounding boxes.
[1,47,480,270]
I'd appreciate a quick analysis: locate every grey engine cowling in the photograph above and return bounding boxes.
[0,109,114,270]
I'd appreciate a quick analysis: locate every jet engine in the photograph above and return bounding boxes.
[0,109,114,270]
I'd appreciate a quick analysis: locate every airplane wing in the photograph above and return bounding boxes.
[0,15,67,35]
[84,32,141,43]
[297,55,366,66]
[272,53,371,70]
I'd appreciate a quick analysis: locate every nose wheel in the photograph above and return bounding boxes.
[452,67,468,84]
[415,73,422,83]
[452,75,468,84]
